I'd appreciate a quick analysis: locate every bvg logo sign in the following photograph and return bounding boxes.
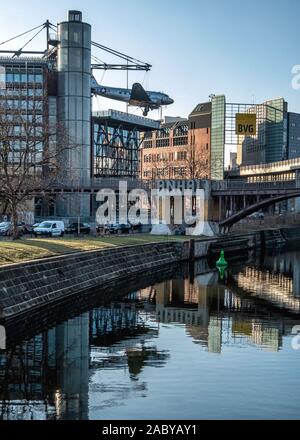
[236,113,257,136]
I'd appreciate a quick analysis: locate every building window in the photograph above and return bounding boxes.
[173,136,188,146]
[156,127,170,138]
[156,138,170,147]
[177,151,187,161]
[174,124,188,137]
[143,140,152,148]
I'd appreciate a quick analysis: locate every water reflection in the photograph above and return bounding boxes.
[0,249,300,420]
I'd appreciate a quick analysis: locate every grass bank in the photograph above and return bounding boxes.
[0,234,189,266]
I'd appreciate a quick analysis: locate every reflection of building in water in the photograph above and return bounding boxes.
[0,303,161,420]
[0,334,57,420]
[0,314,90,420]
[151,273,297,354]
[263,251,300,298]
[234,266,300,314]
[231,316,282,352]
[249,322,280,352]
[154,273,224,354]
[89,303,165,379]
[54,314,89,420]
[90,303,148,346]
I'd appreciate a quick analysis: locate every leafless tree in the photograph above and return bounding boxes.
[184,144,210,179]
[0,105,72,239]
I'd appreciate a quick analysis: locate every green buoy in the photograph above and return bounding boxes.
[216,249,228,268]
[217,265,226,280]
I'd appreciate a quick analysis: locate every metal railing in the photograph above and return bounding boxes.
[212,180,297,191]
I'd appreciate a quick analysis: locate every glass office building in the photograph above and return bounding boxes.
[211,95,226,180]
[265,98,288,163]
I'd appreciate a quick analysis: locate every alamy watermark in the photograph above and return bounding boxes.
[291,325,300,350]
[0,325,6,350]
[95,181,206,234]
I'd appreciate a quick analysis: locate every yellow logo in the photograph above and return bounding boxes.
[236,113,257,135]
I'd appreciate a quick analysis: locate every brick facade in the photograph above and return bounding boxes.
[141,102,212,180]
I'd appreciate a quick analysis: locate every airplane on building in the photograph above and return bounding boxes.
[91,76,174,116]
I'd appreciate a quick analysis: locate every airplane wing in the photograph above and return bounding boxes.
[130,83,151,103]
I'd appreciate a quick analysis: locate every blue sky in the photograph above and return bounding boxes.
[1,0,300,118]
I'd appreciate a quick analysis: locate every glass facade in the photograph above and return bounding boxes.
[224,98,289,166]
[265,98,288,163]
[211,95,225,180]
[93,121,139,177]
[288,112,300,159]
[0,61,46,165]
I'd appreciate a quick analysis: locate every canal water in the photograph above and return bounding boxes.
[1,248,300,420]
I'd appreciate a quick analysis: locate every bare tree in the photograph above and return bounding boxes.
[151,152,172,180]
[184,144,210,179]
[0,106,71,239]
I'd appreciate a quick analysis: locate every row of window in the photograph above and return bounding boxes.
[5,73,44,83]
[247,172,295,182]
[0,87,44,97]
[7,126,44,136]
[174,125,188,136]
[5,89,44,97]
[157,128,170,138]
[5,141,44,151]
[143,138,210,150]
[3,100,44,110]
[143,137,188,148]
[143,167,187,178]
[1,114,44,123]
[143,151,187,163]
[143,127,209,142]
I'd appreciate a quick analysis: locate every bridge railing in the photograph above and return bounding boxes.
[212,180,297,191]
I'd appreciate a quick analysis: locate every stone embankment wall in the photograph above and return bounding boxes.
[1,226,298,320]
[0,242,188,320]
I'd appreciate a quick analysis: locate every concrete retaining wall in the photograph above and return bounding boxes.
[0,242,188,320]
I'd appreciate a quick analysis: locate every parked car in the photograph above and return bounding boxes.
[117,223,132,234]
[99,223,132,234]
[0,222,12,236]
[131,222,143,232]
[33,221,65,237]
[66,222,91,234]
[174,225,185,235]
[0,222,26,237]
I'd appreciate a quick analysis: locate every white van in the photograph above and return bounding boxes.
[33,221,65,237]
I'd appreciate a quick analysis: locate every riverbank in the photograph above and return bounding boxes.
[0,241,189,320]
[0,234,188,266]
[2,225,300,267]
[1,226,300,321]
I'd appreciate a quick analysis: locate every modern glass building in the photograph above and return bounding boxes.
[264,98,288,163]
[93,110,159,178]
[210,95,226,180]
[287,112,300,159]
[234,98,289,166]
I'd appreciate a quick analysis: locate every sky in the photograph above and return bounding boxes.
[0,0,300,118]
